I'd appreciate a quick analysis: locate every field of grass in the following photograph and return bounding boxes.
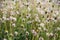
[0,0,60,40]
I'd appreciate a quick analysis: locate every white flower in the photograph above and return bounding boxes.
[10,11,16,15]
[46,32,50,36]
[53,13,57,17]
[37,7,45,15]
[35,16,40,22]
[28,7,31,11]
[40,23,45,27]
[38,27,41,30]
[51,17,55,20]
[40,10,45,15]
[10,33,13,36]
[26,31,29,35]
[6,18,10,20]
[36,7,41,13]
[55,10,59,15]
[45,20,49,23]
[14,31,18,35]
[31,30,37,36]
[16,11,20,14]
[57,27,60,30]
[46,32,54,37]
[10,16,16,21]
[50,33,54,36]
[12,17,16,21]
[12,23,16,27]
[43,27,48,31]
[36,0,40,3]
[5,30,8,33]
[27,21,32,24]
[22,18,25,22]
[3,38,7,40]
[2,16,6,20]
[39,37,44,40]
[20,4,24,7]
[26,14,31,18]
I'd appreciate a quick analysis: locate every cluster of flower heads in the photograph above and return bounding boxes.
[0,0,60,40]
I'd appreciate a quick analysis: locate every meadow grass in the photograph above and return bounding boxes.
[0,0,60,40]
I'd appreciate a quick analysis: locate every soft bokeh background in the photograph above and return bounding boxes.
[0,0,60,40]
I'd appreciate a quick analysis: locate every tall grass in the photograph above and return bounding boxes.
[0,0,60,40]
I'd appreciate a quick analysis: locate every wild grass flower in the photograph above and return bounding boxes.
[40,23,45,27]
[56,27,60,30]
[26,13,31,18]
[26,31,29,35]
[3,38,7,40]
[39,37,44,40]
[46,32,54,37]
[0,0,60,40]
[31,30,37,36]
[36,0,40,3]
[14,31,18,35]
[10,16,16,21]
[12,23,16,27]
[28,7,31,11]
